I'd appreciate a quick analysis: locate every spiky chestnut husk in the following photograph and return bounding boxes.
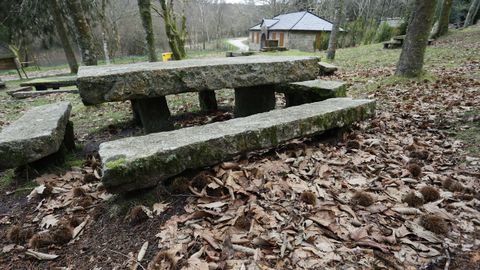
[403,192,424,207]
[420,214,449,235]
[125,205,149,224]
[300,191,317,205]
[420,186,440,202]
[407,163,422,178]
[351,191,375,207]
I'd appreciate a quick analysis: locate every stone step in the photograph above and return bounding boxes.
[0,102,72,169]
[275,79,347,107]
[11,89,79,99]
[99,98,376,193]
[318,61,338,75]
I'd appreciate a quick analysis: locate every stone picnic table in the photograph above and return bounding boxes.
[20,75,77,91]
[77,56,321,133]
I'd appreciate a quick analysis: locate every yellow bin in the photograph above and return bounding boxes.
[162,52,173,62]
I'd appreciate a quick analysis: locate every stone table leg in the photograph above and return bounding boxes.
[198,90,218,112]
[285,92,323,107]
[234,85,275,117]
[131,97,174,134]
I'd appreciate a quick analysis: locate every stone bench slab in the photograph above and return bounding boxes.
[12,89,79,99]
[276,80,348,107]
[99,98,376,193]
[77,56,321,105]
[20,75,77,90]
[277,80,347,96]
[318,62,338,75]
[0,102,72,169]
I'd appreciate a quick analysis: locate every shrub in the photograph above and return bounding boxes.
[374,22,395,43]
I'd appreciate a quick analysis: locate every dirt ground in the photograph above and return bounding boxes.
[0,26,479,269]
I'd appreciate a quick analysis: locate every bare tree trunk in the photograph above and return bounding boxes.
[158,0,187,60]
[464,0,480,27]
[137,0,158,62]
[432,0,453,38]
[49,0,78,73]
[100,0,111,64]
[65,0,98,66]
[326,0,343,60]
[396,0,438,77]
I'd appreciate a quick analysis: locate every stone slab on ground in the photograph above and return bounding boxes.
[77,56,321,105]
[318,62,338,75]
[99,97,376,193]
[12,89,79,99]
[6,86,33,96]
[20,75,77,90]
[0,102,72,169]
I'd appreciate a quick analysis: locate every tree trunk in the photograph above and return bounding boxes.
[101,0,111,65]
[49,0,78,73]
[464,0,480,27]
[158,0,187,60]
[396,0,438,77]
[326,0,343,60]
[432,0,453,38]
[137,0,158,62]
[65,0,97,66]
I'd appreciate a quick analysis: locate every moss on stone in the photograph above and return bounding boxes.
[105,158,127,170]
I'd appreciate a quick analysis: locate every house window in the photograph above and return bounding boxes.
[271,32,276,40]
[256,32,260,44]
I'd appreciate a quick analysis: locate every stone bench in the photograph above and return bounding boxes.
[11,89,79,99]
[20,75,77,91]
[77,56,321,134]
[275,80,347,107]
[383,40,402,49]
[0,102,74,169]
[98,98,375,193]
[318,62,338,75]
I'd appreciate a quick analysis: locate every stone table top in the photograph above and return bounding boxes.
[77,56,321,105]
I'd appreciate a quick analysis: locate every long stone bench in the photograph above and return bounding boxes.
[77,56,321,133]
[275,80,347,107]
[0,102,74,169]
[98,98,376,193]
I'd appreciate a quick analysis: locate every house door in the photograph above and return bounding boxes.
[279,32,284,47]
[315,33,322,51]
[260,33,266,48]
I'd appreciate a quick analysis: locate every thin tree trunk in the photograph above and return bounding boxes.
[432,0,453,38]
[137,0,158,62]
[396,0,438,77]
[49,0,78,73]
[464,0,480,27]
[101,0,110,65]
[65,0,98,66]
[326,0,343,60]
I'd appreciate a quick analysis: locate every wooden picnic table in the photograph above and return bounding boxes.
[77,56,321,133]
[20,75,77,90]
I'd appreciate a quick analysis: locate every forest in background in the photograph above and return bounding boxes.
[0,0,478,66]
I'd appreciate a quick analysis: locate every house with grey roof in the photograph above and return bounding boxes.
[249,11,337,52]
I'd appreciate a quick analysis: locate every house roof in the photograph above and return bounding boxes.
[250,11,338,32]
